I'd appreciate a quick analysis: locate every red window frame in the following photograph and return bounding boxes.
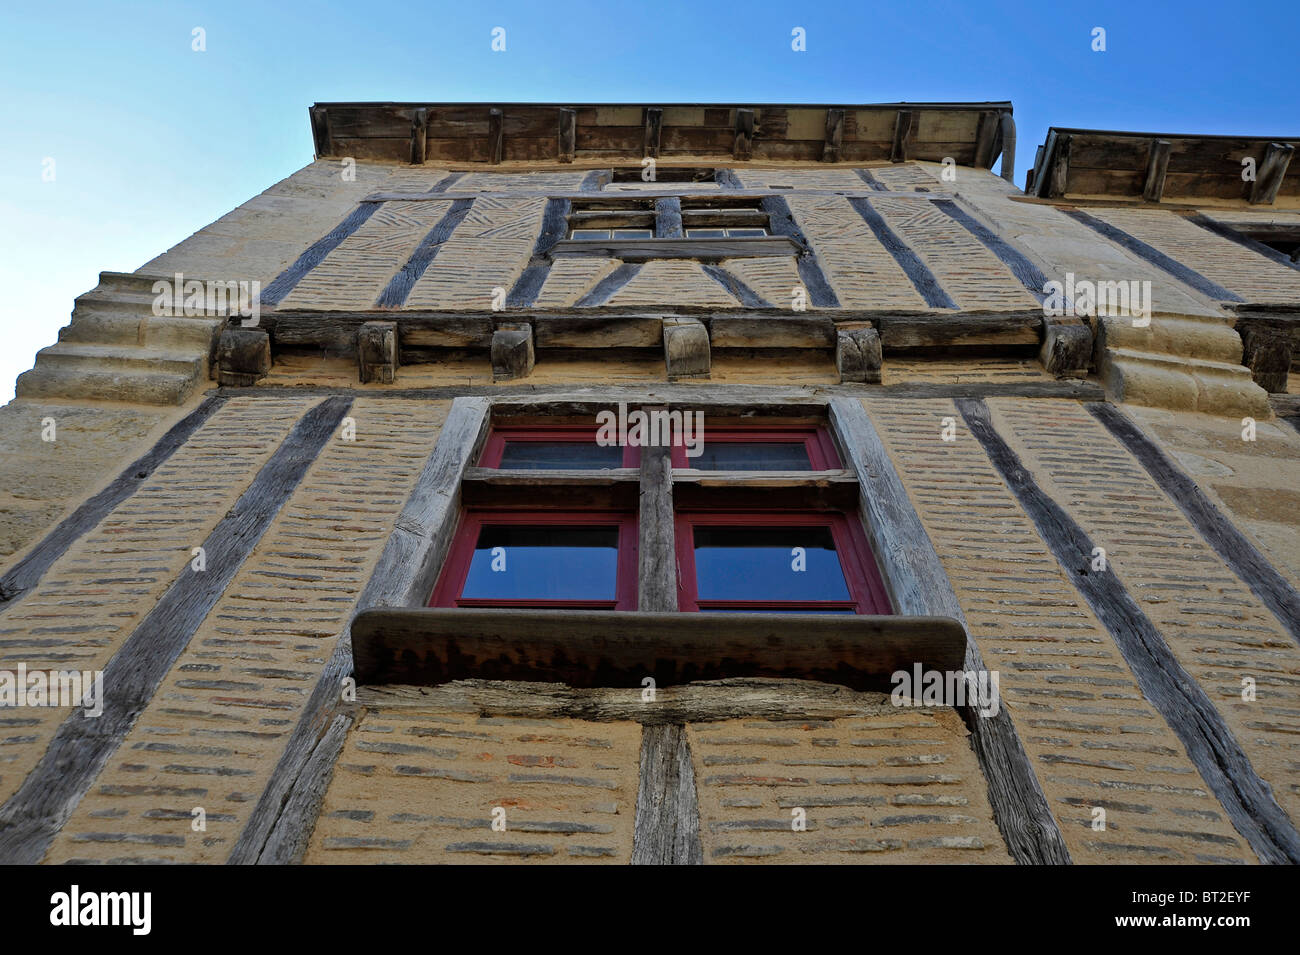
[429,509,639,610]
[480,426,639,468]
[674,510,892,614]
[671,426,840,469]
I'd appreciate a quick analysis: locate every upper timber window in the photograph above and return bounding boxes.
[671,426,839,470]
[566,196,771,240]
[481,426,637,469]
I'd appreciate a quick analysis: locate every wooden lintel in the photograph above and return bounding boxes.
[487,108,504,165]
[822,108,845,162]
[362,187,954,203]
[734,108,755,161]
[558,108,576,163]
[1251,142,1295,205]
[409,108,428,165]
[1142,139,1171,202]
[644,107,663,159]
[890,110,914,162]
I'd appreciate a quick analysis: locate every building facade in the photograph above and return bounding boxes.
[0,102,1297,865]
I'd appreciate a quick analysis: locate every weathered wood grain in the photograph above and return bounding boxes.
[0,397,352,865]
[836,327,882,383]
[891,110,914,162]
[351,608,968,691]
[632,724,702,865]
[490,323,535,381]
[662,318,710,380]
[1142,139,1171,202]
[644,107,662,159]
[0,395,226,612]
[829,397,1072,865]
[216,327,271,388]
[558,108,576,163]
[822,108,845,162]
[733,108,754,161]
[961,398,1300,865]
[357,320,398,384]
[1250,142,1294,205]
[256,713,354,864]
[654,197,683,238]
[409,108,428,165]
[638,437,676,613]
[487,108,504,164]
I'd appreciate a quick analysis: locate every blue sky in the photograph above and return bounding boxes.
[2,0,1297,403]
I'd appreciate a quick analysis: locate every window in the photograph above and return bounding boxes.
[480,426,637,469]
[671,426,840,470]
[675,512,890,614]
[430,510,638,609]
[434,417,891,617]
[566,197,771,240]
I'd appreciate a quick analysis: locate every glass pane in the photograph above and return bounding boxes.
[462,525,620,600]
[688,441,812,471]
[726,228,768,237]
[612,229,653,239]
[686,228,726,238]
[498,441,623,470]
[571,229,610,240]
[693,525,850,601]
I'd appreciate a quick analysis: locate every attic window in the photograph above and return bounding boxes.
[559,197,780,255]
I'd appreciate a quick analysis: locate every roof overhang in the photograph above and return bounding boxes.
[1027,127,1298,206]
[309,101,1015,172]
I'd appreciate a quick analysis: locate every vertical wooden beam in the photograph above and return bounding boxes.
[973,111,998,169]
[490,323,535,382]
[890,110,914,163]
[822,108,845,163]
[1250,142,1294,205]
[655,197,683,238]
[357,321,399,384]
[644,107,663,159]
[409,108,428,165]
[637,435,676,613]
[631,724,701,864]
[733,108,755,161]
[1142,139,1172,202]
[662,318,710,380]
[558,108,576,163]
[1048,133,1072,198]
[310,106,331,159]
[828,397,1072,865]
[487,108,504,164]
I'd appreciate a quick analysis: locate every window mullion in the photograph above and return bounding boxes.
[654,197,683,239]
[637,430,677,611]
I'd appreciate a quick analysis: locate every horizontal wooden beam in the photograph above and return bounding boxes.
[362,188,955,203]
[350,608,968,691]
[550,235,799,261]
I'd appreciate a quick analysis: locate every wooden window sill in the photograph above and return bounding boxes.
[350,607,966,691]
